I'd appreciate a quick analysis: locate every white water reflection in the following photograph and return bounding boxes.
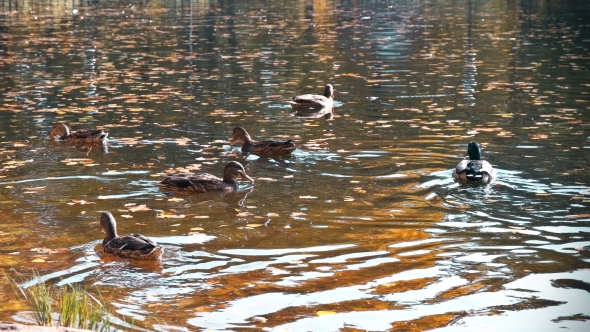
[274,270,590,331]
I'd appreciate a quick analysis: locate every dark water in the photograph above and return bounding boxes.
[1,0,589,330]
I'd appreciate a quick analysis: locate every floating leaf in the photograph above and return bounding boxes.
[128,204,151,212]
[246,224,263,228]
[168,197,184,202]
[30,247,68,254]
[267,212,280,217]
[23,186,45,191]
[316,311,336,317]
[156,211,185,219]
[257,177,277,182]
[157,212,185,219]
[68,199,94,205]
[508,226,526,230]
[31,258,46,263]
[565,214,590,220]
[121,214,133,219]
[190,227,204,231]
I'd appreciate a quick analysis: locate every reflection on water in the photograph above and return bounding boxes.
[1,0,589,330]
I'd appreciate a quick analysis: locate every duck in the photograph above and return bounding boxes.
[50,123,108,144]
[159,161,254,193]
[230,127,297,155]
[289,84,334,110]
[452,142,497,184]
[97,212,163,261]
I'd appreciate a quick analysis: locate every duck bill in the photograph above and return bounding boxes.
[229,138,236,146]
[241,173,255,183]
[98,226,105,233]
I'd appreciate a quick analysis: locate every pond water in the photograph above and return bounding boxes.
[1,0,589,330]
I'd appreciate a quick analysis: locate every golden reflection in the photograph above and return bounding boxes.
[372,277,438,295]
[391,314,462,331]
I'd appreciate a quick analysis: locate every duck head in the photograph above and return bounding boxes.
[467,142,482,160]
[50,123,70,139]
[229,127,252,146]
[223,161,254,184]
[323,84,334,99]
[99,212,118,243]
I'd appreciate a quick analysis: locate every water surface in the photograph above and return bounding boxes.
[0,0,589,331]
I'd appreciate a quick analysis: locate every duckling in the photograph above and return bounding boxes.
[452,142,497,184]
[289,84,334,109]
[159,161,254,193]
[50,123,108,144]
[230,127,296,155]
[97,212,163,261]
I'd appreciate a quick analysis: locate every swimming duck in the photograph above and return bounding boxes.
[289,84,334,109]
[159,161,254,193]
[98,212,163,261]
[230,127,297,155]
[50,123,108,144]
[452,142,497,184]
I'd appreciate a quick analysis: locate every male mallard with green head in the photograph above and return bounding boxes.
[98,212,163,261]
[452,142,497,184]
[230,127,296,155]
[159,161,254,193]
[289,84,334,109]
[50,123,108,144]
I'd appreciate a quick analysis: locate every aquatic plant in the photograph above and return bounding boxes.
[11,276,112,331]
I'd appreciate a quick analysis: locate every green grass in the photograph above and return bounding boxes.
[57,284,111,331]
[27,281,54,327]
[12,276,112,331]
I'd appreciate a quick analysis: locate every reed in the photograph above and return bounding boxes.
[12,276,112,331]
[27,281,54,327]
[57,284,111,331]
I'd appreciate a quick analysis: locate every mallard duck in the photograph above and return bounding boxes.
[230,127,296,155]
[159,161,254,193]
[289,84,334,109]
[452,142,497,184]
[50,123,108,144]
[97,212,163,261]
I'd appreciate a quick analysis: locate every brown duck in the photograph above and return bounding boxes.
[230,127,296,155]
[289,84,334,109]
[452,142,497,184]
[50,123,108,144]
[98,212,163,261]
[159,161,254,193]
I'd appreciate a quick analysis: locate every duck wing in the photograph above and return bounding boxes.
[455,160,496,183]
[159,173,195,189]
[291,94,332,108]
[160,173,228,193]
[250,139,297,155]
[454,160,469,175]
[257,139,296,149]
[108,234,157,251]
[70,129,108,140]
